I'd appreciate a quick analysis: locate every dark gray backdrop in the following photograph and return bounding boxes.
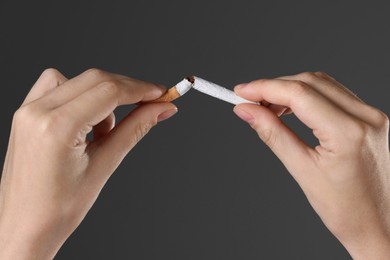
[1,1,389,259]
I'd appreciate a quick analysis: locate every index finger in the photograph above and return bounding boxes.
[235,79,355,142]
[36,68,165,109]
[54,77,167,141]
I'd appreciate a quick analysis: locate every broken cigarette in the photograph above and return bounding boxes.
[151,76,259,105]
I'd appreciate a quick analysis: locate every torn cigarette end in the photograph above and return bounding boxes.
[186,75,195,84]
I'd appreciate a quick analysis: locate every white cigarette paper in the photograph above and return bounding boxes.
[152,76,259,105]
[191,76,258,105]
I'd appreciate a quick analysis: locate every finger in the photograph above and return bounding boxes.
[86,102,177,183]
[93,113,115,141]
[22,68,67,106]
[235,84,291,117]
[55,79,166,143]
[296,72,383,127]
[37,68,165,109]
[235,79,356,150]
[279,72,381,126]
[234,104,315,181]
[305,72,363,102]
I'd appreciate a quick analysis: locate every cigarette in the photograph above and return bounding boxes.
[151,78,192,102]
[151,76,259,105]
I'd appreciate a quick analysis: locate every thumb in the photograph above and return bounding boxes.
[87,103,177,182]
[233,104,314,176]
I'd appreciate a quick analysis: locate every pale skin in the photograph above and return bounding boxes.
[0,69,389,259]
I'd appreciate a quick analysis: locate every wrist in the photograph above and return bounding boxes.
[0,217,62,260]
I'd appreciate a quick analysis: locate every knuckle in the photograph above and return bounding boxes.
[13,105,38,124]
[37,111,65,137]
[290,80,311,97]
[41,68,61,78]
[13,107,27,122]
[132,121,154,145]
[13,110,25,126]
[298,71,331,82]
[379,112,389,129]
[257,128,277,149]
[40,68,64,85]
[96,81,120,96]
[313,71,330,79]
[297,71,317,81]
[84,68,107,80]
[370,109,389,130]
[13,107,71,144]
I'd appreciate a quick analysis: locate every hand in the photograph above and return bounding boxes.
[0,68,177,259]
[233,72,390,259]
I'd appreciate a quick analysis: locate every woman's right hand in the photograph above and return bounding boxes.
[233,72,390,259]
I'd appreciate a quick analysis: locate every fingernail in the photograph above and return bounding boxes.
[157,108,178,122]
[233,107,255,125]
[234,83,248,91]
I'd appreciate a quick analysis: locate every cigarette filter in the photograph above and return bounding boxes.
[151,76,259,105]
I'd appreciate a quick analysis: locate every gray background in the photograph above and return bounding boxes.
[1,0,389,259]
